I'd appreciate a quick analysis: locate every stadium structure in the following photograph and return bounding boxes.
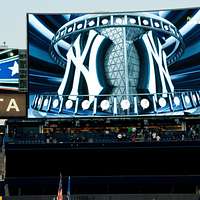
[1,7,200,200]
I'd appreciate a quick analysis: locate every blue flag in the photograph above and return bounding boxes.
[67,176,71,200]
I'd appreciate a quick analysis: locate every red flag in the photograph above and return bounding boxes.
[57,174,63,200]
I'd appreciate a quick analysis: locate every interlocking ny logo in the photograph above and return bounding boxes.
[137,31,174,97]
[58,30,110,103]
[144,31,174,95]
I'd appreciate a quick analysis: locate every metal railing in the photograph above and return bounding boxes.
[4,194,200,200]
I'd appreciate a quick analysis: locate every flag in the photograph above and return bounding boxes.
[57,173,63,200]
[67,176,71,200]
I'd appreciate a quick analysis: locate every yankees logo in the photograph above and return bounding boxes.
[136,31,174,97]
[58,30,111,103]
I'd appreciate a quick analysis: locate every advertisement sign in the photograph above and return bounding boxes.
[0,94,26,117]
[0,49,19,91]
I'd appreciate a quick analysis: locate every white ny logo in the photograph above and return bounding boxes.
[58,30,108,102]
[142,31,174,96]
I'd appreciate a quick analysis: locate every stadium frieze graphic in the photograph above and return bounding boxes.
[28,9,200,118]
[0,94,26,117]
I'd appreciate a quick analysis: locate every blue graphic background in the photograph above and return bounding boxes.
[0,53,19,91]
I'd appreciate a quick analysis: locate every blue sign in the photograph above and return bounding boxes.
[0,50,19,91]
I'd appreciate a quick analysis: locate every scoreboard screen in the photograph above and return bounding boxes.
[28,8,200,118]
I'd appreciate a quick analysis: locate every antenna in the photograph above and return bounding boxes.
[0,41,8,49]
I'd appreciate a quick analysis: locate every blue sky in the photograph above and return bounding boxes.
[0,0,200,49]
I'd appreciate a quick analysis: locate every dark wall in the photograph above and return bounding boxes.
[5,142,200,194]
[5,142,200,176]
